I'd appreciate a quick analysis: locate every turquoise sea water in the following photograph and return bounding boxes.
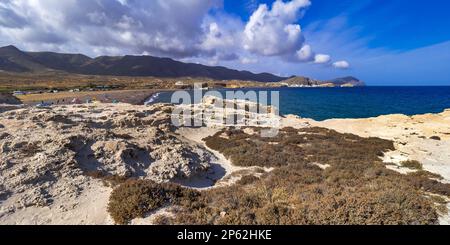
[148,87,450,121]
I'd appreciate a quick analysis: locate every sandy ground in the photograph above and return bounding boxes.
[0,179,113,225]
[176,127,270,189]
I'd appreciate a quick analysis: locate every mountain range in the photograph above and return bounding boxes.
[0,45,364,86]
[0,45,284,82]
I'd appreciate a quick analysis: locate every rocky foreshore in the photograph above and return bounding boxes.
[1,99,449,225]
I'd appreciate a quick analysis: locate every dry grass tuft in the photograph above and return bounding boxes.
[204,127,395,168]
[401,160,423,170]
[170,127,445,225]
[107,127,449,225]
[236,175,260,186]
[107,180,199,224]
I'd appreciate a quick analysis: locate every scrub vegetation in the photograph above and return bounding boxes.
[108,127,450,225]
[108,180,198,224]
[401,160,423,170]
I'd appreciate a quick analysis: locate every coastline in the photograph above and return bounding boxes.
[140,86,450,122]
[16,89,179,106]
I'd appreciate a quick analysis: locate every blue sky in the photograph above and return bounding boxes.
[225,0,450,50]
[222,0,450,85]
[0,0,449,85]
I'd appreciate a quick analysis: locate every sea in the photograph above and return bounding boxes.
[146,86,450,121]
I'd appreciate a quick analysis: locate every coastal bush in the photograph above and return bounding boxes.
[204,127,395,168]
[153,215,171,225]
[169,168,438,225]
[408,170,444,180]
[157,127,444,225]
[236,175,260,186]
[427,195,449,214]
[108,127,447,225]
[405,174,450,196]
[401,160,423,170]
[108,180,199,224]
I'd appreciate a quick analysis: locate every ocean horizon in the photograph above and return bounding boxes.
[149,86,450,121]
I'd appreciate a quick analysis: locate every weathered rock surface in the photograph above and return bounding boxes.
[0,103,212,214]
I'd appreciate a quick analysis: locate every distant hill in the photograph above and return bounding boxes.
[0,45,49,72]
[327,76,366,87]
[0,45,285,82]
[26,51,92,72]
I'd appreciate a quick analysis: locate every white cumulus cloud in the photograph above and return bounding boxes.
[243,0,311,56]
[333,60,350,69]
[314,54,331,64]
[0,0,222,57]
[242,0,338,66]
[296,44,314,61]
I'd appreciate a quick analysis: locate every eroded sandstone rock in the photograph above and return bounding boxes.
[0,103,212,212]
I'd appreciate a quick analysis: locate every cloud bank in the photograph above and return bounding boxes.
[0,0,349,69]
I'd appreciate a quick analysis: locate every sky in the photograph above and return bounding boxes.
[0,0,449,85]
